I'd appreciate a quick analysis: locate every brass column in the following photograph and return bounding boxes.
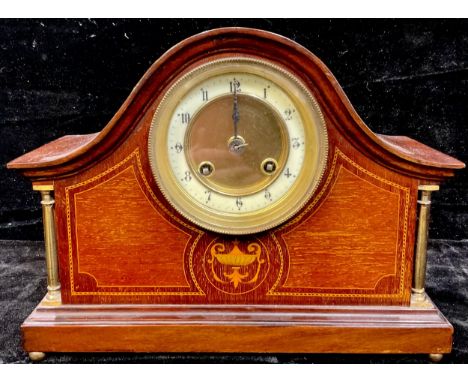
[412,184,439,303]
[36,186,61,303]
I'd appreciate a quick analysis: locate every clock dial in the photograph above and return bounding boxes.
[149,58,328,234]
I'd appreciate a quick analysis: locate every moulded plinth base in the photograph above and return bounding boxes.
[22,297,453,355]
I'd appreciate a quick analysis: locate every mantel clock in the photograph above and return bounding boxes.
[8,28,465,361]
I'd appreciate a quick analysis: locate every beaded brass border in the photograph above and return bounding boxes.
[268,148,411,299]
[65,148,205,296]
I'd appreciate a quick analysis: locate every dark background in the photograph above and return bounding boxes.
[0,19,467,364]
[0,19,467,240]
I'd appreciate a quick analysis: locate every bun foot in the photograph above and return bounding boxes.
[29,352,46,362]
[428,353,443,362]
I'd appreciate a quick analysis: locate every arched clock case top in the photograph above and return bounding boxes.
[8,27,464,360]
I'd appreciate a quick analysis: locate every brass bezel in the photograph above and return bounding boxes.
[148,57,328,235]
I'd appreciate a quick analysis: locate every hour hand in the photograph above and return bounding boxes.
[233,142,248,150]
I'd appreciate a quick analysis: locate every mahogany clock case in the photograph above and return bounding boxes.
[2,19,468,362]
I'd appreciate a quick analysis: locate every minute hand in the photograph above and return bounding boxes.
[232,84,240,139]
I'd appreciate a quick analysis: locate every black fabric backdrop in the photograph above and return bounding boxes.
[0,19,466,363]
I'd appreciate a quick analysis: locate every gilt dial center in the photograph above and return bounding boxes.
[185,93,289,196]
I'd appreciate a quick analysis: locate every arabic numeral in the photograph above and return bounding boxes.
[263,85,270,99]
[284,168,293,178]
[284,108,295,121]
[204,190,211,204]
[236,197,243,210]
[292,138,301,150]
[201,88,208,101]
[264,189,272,202]
[182,171,192,182]
[230,78,241,93]
[178,112,190,124]
[174,142,183,153]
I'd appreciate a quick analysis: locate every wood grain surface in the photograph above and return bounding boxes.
[22,300,453,354]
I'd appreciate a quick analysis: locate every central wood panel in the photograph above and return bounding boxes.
[57,140,416,305]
